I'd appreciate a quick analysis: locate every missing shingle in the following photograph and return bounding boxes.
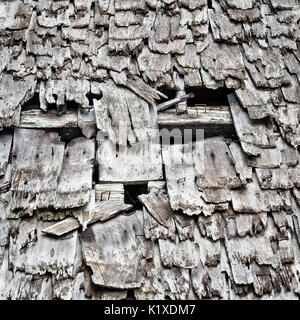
[124,183,148,210]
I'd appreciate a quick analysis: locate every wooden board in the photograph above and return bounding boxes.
[95,183,124,202]
[9,216,79,278]
[228,93,275,156]
[81,211,143,289]
[138,193,176,236]
[20,109,78,128]
[162,142,229,216]
[54,137,94,209]
[158,237,201,269]
[42,201,133,236]
[11,129,65,212]
[97,132,163,183]
[0,74,36,128]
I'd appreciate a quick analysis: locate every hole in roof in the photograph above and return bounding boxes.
[21,92,40,111]
[186,87,234,107]
[124,183,148,210]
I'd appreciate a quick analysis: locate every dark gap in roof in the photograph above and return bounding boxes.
[159,125,236,140]
[54,127,83,143]
[92,156,99,186]
[86,92,103,107]
[91,0,95,12]
[65,100,82,111]
[46,103,57,111]
[21,92,40,110]
[186,87,234,107]
[157,87,177,105]
[57,104,67,115]
[207,0,212,9]
[157,86,234,107]
[124,184,148,210]
[143,37,148,46]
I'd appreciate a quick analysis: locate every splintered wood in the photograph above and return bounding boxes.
[162,136,241,215]
[81,211,143,289]
[42,201,133,236]
[10,129,94,213]
[55,137,94,209]
[11,129,65,213]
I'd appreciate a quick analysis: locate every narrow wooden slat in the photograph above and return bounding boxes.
[42,201,133,236]
[19,109,78,128]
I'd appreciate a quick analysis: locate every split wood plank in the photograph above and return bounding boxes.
[9,216,78,278]
[138,193,176,234]
[19,109,78,128]
[18,106,234,130]
[42,201,133,237]
[54,137,94,209]
[11,129,65,212]
[194,136,241,203]
[81,211,143,289]
[162,142,228,216]
[228,93,276,156]
[0,74,37,128]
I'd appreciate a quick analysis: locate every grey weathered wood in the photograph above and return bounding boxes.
[229,141,253,184]
[200,36,245,82]
[137,46,172,83]
[11,129,65,212]
[54,137,94,209]
[228,93,275,156]
[42,218,81,237]
[0,74,36,128]
[78,108,96,139]
[143,206,174,241]
[97,131,163,183]
[94,80,141,145]
[90,201,133,224]
[173,212,195,241]
[95,183,124,202]
[134,243,191,300]
[235,74,274,119]
[17,106,234,133]
[19,109,78,128]
[158,236,201,269]
[42,201,133,237]
[138,193,176,236]
[255,166,300,190]
[194,136,241,203]
[126,76,167,106]
[156,93,195,112]
[9,216,78,278]
[231,174,268,213]
[198,212,225,241]
[81,211,143,289]
[162,142,228,216]
[0,133,12,177]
